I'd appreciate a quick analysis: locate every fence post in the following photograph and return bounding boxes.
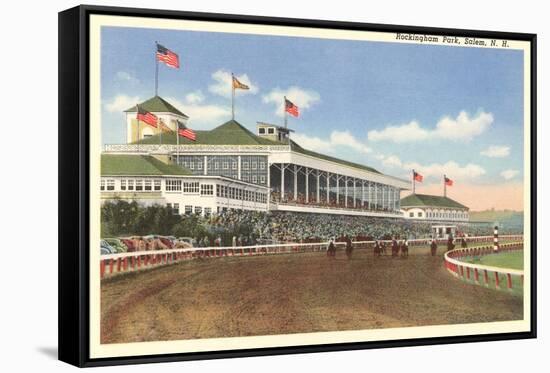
[484,269,489,286]
[494,271,500,289]
[507,273,513,290]
[493,225,499,252]
[100,260,105,278]
[110,259,114,274]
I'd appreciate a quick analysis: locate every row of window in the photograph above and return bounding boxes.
[427,211,468,219]
[180,158,266,171]
[216,184,268,204]
[407,211,468,219]
[166,203,213,217]
[101,179,265,203]
[242,175,266,184]
[258,127,275,135]
[100,179,162,192]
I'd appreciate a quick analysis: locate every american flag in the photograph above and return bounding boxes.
[178,121,196,141]
[284,98,299,117]
[413,171,423,182]
[156,44,179,68]
[136,105,158,127]
[444,176,454,186]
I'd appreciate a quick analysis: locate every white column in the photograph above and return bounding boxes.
[374,183,378,206]
[326,172,330,202]
[353,179,357,207]
[316,170,320,203]
[395,188,399,211]
[368,182,371,208]
[345,177,348,208]
[361,181,365,208]
[281,163,285,200]
[336,176,340,206]
[293,164,298,200]
[305,168,309,203]
[237,155,241,180]
[267,163,271,210]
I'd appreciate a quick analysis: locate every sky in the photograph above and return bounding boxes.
[101,26,525,211]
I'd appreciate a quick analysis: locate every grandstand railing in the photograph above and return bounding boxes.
[100,234,523,278]
[443,242,524,291]
[104,144,291,153]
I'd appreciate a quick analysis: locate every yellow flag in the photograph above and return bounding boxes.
[232,76,250,90]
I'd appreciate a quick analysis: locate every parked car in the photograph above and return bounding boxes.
[177,237,194,247]
[100,239,116,255]
[104,238,127,253]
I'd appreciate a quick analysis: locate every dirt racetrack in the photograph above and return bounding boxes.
[101,249,523,344]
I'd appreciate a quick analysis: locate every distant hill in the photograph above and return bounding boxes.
[469,210,523,232]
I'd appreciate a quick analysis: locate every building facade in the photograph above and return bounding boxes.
[101,154,269,215]
[103,96,410,217]
[400,193,469,222]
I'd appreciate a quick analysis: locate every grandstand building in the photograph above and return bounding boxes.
[100,154,269,215]
[102,95,410,217]
[400,193,469,222]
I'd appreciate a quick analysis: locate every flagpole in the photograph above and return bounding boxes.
[136,104,140,153]
[444,174,446,197]
[154,41,159,96]
[283,96,288,129]
[159,118,162,145]
[176,121,180,167]
[412,169,415,194]
[231,73,235,120]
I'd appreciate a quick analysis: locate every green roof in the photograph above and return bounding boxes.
[101,154,191,176]
[400,194,468,209]
[125,96,189,118]
[289,140,380,174]
[135,119,285,146]
[134,119,381,174]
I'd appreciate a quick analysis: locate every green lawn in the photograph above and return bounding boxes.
[459,250,523,296]
[465,251,523,270]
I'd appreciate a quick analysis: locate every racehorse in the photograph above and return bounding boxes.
[430,240,438,256]
[327,238,337,258]
[345,236,353,260]
[391,239,399,257]
[400,240,409,257]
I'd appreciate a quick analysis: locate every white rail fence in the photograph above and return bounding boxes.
[100,234,523,278]
[444,242,524,291]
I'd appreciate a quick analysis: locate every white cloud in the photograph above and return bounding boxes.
[368,121,430,143]
[105,94,140,113]
[329,131,371,154]
[404,160,486,180]
[381,155,403,168]
[263,86,320,117]
[291,130,370,154]
[184,90,205,105]
[208,69,258,98]
[480,145,510,158]
[376,153,485,181]
[368,111,494,143]
[291,133,331,152]
[165,96,230,129]
[500,169,519,180]
[115,71,139,84]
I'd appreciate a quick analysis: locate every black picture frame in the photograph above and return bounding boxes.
[58,4,537,367]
